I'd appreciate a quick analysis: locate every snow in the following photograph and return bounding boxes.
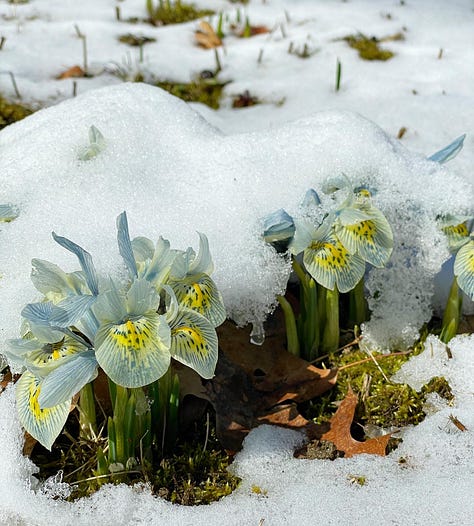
[1,335,474,525]
[0,0,474,524]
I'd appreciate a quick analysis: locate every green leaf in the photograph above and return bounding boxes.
[16,372,70,451]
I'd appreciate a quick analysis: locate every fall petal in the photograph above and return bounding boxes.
[95,313,171,388]
[170,274,226,327]
[16,372,70,451]
[169,308,218,379]
[454,240,474,300]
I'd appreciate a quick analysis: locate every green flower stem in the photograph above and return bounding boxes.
[321,286,340,354]
[348,277,368,328]
[107,417,117,464]
[149,368,180,454]
[292,259,320,361]
[440,277,462,344]
[277,294,300,356]
[79,382,97,440]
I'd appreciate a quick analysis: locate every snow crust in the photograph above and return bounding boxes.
[1,334,473,525]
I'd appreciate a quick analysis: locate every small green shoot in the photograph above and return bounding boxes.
[78,125,106,161]
[335,58,342,92]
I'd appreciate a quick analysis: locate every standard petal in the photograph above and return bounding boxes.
[52,232,99,295]
[50,294,97,327]
[189,232,214,275]
[170,274,226,327]
[38,350,98,408]
[169,309,218,379]
[142,237,175,285]
[454,240,474,300]
[125,278,160,317]
[117,211,138,278]
[16,372,71,451]
[428,134,466,163]
[288,219,316,255]
[95,313,171,388]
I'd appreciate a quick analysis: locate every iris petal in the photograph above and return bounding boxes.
[169,309,218,379]
[95,313,171,388]
[16,372,70,451]
[303,234,366,292]
[170,274,226,327]
[454,240,474,300]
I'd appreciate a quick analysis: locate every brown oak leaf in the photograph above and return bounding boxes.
[195,21,222,49]
[205,313,337,451]
[56,65,86,80]
[322,387,392,457]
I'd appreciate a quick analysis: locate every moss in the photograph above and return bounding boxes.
[146,0,214,26]
[156,78,226,109]
[304,329,454,431]
[344,34,394,61]
[0,94,32,130]
[118,34,156,46]
[30,407,240,505]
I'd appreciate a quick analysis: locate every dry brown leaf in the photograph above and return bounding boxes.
[195,21,222,49]
[322,387,392,457]
[239,25,270,37]
[56,65,86,80]
[0,370,13,394]
[205,314,337,451]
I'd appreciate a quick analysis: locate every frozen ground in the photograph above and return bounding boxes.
[0,0,473,524]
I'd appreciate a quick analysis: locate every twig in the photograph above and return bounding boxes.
[338,349,414,371]
[71,469,142,485]
[8,71,21,99]
[309,336,361,364]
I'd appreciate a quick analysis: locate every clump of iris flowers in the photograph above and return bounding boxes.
[5,212,225,470]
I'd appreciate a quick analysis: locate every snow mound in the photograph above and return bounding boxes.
[0,83,472,354]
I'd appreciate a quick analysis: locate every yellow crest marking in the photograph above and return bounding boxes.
[110,318,152,352]
[310,240,350,270]
[172,325,209,358]
[28,382,50,422]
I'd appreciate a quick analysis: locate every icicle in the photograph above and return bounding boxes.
[250,320,265,346]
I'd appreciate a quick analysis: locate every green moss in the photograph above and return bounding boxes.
[156,78,226,109]
[305,329,454,431]
[146,0,214,26]
[118,34,156,46]
[0,95,32,130]
[30,408,239,505]
[344,34,394,61]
